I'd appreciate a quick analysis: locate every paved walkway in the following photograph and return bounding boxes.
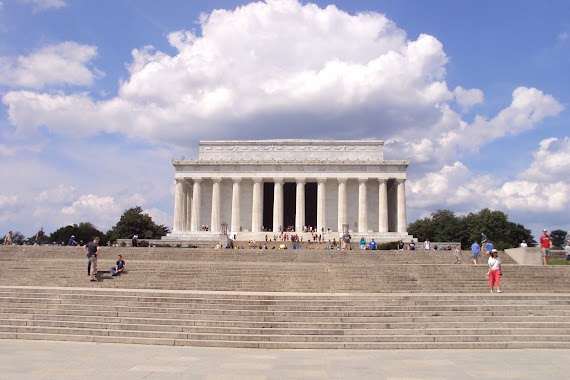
[1,340,569,379]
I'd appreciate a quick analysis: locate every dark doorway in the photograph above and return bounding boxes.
[262,182,274,231]
[305,182,317,230]
[283,182,296,230]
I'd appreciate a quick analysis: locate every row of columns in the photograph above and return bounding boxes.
[173,177,407,234]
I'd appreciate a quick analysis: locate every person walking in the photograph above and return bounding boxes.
[484,240,494,257]
[488,249,502,293]
[480,232,488,255]
[35,227,44,246]
[471,240,480,265]
[539,229,552,266]
[84,237,100,282]
[454,244,462,264]
[3,231,13,245]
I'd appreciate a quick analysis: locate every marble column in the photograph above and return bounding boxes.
[317,179,326,234]
[378,179,388,233]
[190,178,202,232]
[231,178,241,233]
[210,178,221,233]
[173,179,185,232]
[184,182,192,232]
[358,178,368,233]
[337,178,347,232]
[397,179,407,233]
[251,178,263,232]
[295,178,305,232]
[273,178,284,232]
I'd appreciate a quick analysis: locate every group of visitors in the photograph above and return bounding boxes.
[470,234,503,292]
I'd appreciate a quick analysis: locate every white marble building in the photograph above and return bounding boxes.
[168,140,412,242]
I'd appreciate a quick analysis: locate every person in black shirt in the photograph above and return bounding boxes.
[84,237,100,282]
[35,227,44,246]
[110,255,125,276]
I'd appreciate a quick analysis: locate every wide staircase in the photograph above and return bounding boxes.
[1,246,570,348]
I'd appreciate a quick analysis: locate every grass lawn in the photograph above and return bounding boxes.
[549,258,569,265]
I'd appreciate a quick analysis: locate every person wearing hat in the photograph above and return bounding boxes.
[68,235,78,246]
[539,229,552,265]
[487,249,502,293]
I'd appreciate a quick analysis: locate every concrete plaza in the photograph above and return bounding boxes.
[1,339,568,379]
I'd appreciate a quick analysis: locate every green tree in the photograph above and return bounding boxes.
[49,223,107,246]
[11,231,25,245]
[550,229,567,249]
[108,206,170,240]
[408,210,465,244]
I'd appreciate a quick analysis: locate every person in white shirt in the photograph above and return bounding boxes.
[488,249,502,293]
[520,240,528,248]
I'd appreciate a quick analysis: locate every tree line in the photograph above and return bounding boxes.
[408,208,567,250]
[8,206,169,246]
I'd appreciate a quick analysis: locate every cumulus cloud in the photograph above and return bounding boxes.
[3,0,454,144]
[438,87,563,155]
[3,0,562,167]
[453,86,483,111]
[408,138,570,223]
[519,137,570,183]
[0,42,100,88]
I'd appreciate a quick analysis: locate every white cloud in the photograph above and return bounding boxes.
[3,1,561,165]
[35,185,76,204]
[408,138,570,222]
[558,31,569,42]
[520,137,570,183]
[19,0,65,12]
[439,87,563,155]
[0,42,100,88]
[2,0,453,144]
[453,85,483,111]
[0,136,174,235]
[0,194,18,209]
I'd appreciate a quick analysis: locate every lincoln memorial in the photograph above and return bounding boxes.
[167,140,412,242]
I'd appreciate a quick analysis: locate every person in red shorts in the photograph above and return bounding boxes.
[539,229,552,266]
[487,249,502,293]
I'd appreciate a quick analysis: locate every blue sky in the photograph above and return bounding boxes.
[0,0,568,239]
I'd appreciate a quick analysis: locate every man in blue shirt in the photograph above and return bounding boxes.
[485,241,494,257]
[369,239,377,251]
[471,240,480,265]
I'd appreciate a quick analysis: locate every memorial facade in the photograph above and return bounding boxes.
[169,140,411,242]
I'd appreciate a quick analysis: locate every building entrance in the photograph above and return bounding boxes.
[262,182,274,231]
[283,182,296,230]
[305,182,317,230]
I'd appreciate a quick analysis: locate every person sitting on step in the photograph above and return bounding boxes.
[110,255,125,276]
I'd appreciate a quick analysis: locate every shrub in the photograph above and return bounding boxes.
[378,241,399,250]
